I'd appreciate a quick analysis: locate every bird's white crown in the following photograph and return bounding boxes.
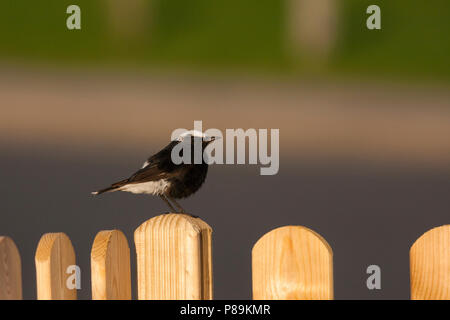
[176,130,210,141]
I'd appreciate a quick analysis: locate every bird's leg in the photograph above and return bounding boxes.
[167,197,185,213]
[159,195,176,213]
[168,197,199,218]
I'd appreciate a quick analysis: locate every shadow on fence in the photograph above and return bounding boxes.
[0,215,448,300]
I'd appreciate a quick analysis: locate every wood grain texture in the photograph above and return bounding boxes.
[410,225,450,300]
[134,213,213,300]
[0,236,22,299]
[252,226,333,300]
[35,233,77,300]
[91,230,131,300]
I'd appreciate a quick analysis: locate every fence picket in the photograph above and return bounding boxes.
[3,219,448,300]
[91,230,131,300]
[252,226,333,299]
[35,232,77,300]
[0,236,22,299]
[410,225,450,300]
[134,213,213,299]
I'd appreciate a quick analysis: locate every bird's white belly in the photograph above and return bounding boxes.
[120,179,170,195]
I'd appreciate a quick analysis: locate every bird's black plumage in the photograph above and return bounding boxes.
[92,133,214,213]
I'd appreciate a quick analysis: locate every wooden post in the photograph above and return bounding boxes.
[91,230,131,300]
[105,0,152,40]
[410,225,450,300]
[252,226,333,300]
[35,233,77,300]
[134,214,213,300]
[0,236,22,299]
[288,0,338,58]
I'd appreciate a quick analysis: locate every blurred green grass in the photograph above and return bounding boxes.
[336,0,450,80]
[0,0,448,80]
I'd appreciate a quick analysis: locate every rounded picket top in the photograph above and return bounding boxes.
[0,236,22,299]
[410,224,450,300]
[35,232,77,300]
[252,225,333,300]
[91,229,131,300]
[134,213,213,300]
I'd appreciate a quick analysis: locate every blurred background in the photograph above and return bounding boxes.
[0,0,449,299]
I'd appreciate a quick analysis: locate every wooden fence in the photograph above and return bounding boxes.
[0,215,448,300]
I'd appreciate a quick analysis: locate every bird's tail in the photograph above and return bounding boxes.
[91,179,129,195]
[91,186,119,195]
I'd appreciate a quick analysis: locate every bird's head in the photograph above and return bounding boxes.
[176,130,218,148]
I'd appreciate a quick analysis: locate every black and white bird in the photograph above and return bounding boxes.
[91,131,216,213]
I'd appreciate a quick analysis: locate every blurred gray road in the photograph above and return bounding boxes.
[1,145,449,299]
[1,70,449,299]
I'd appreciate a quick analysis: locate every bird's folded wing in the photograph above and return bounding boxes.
[126,161,179,184]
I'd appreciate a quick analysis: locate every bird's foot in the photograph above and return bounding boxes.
[177,208,197,217]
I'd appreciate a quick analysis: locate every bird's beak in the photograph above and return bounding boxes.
[207,136,219,144]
